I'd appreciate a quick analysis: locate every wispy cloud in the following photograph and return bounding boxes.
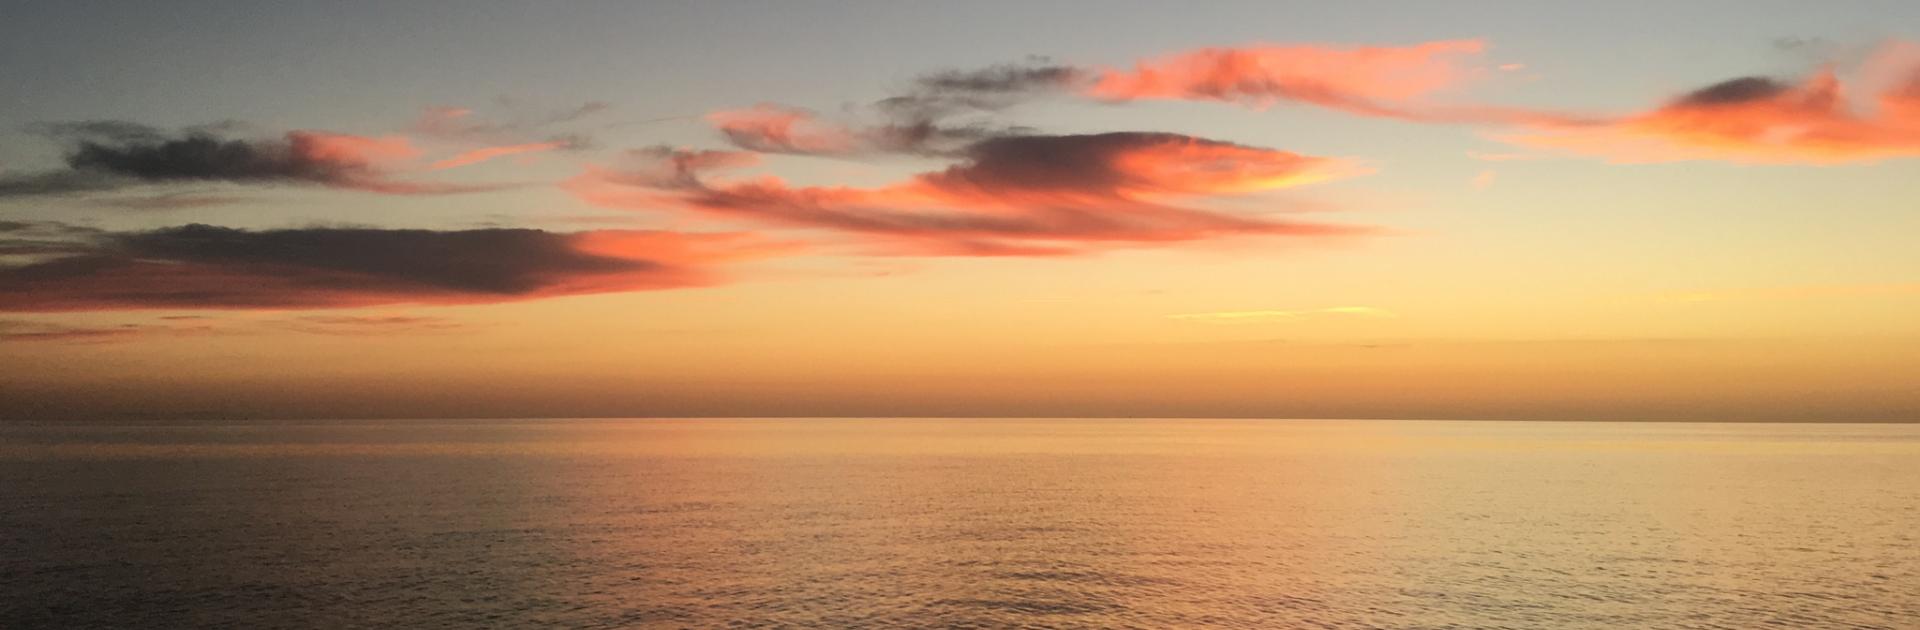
[428,140,577,170]
[274,314,470,335]
[1,312,476,342]
[412,101,607,145]
[412,102,603,169]
[705,104,865,155]
[0,318,222,343]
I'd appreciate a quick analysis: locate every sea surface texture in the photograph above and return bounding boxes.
[3,419,1917,628]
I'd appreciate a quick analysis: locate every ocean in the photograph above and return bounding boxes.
[3,418,1916,628]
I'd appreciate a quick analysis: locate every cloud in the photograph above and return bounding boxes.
[703,39,1915,166]
[1089,40,1484,108]
[0,318,220,343]
[275,314,469,335]
[1471,169,1497,189]
[0,121,505,198]
[412,102,603,168]
[701,41,1596,157]
[0,220,104,257]
[413,102,608,143]
[1168,306,1397,323]
[1073,41,1603,125]
[703,58,1085,157]
[568,132,1372,256]
[705,104,865,155]
[873,59,1087,118]
[428,140,577,170]
[1508,40,1920,164]
[706,101,1021,157]
[912,62,1087,96]
[999,41,1587,125]
[0,222,789,311]
[0,312,475,342]
[95,192,255,210]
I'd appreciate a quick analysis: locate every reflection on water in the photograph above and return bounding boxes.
[3,419,1917,628]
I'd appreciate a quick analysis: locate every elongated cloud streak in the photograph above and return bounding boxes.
[0,313,474,342]
[277,314,469,336]
[429,141,571,170]
[568,132,1371,256]
[706,103,1016,157]
[0,222,787,311]
[413,102,607,143]
[1086,40,1600,125]
[0,319,226,343]
[1090,40,1482,107]
[0,122,502,198]
[1509,41,1920,163]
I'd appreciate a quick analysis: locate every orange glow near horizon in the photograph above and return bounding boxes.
[4,24,1920,421]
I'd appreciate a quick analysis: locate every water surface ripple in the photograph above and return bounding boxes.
[3,419,1916,628]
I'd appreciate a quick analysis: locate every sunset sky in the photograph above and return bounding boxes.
[3,1,1918,421]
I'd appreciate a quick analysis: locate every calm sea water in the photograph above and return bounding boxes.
[2,419,1916,628]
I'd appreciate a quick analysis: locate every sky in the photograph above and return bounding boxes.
[2,1,1918,421]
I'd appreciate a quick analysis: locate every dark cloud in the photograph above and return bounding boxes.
[932,132,1189,192]
[879,59,1085,124]
[97,192,253,210]
[709,59,1078,157]
[1675,77,1791,107]
[0,220,104,257]
[0,220,103,236]
[0,121,496,199]
[64,132,353,183]
[0,222,781,311]
[0,170,125,197]
[26,120,169,143]
[912,62,1085,95]
[111,224,644,293]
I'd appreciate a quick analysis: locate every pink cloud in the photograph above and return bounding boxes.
[706,104,863,155]
[428,141,570,170]
[289,131,421,165]
[1507,41,1920,164]
[567,132,1373,256]
[1089,40,1488,107]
